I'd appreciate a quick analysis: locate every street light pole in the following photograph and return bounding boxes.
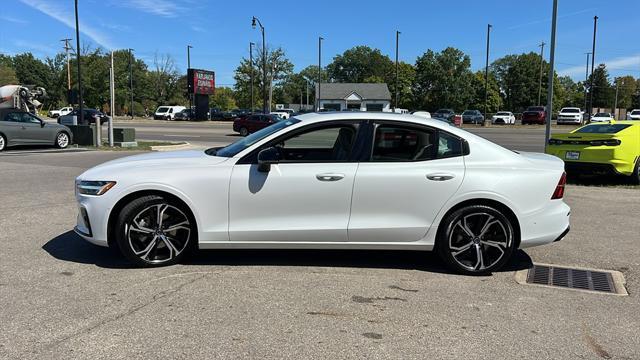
[583,52,591,115]
[588,16,598,122]
[483,24,492,126]
[613,78,619,118]
[73,0,84,125]
[318,36,324,111]
[252,17,267,114]
[537,41,546,106]
[395,30,400,111]
[187,45,192,112]
[544,0,558,149]
[250,42,255,112]
[128,48,134,119]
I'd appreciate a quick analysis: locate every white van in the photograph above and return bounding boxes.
[154,106,186,120]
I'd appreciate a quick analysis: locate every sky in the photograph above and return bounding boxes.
[1,0,639,86]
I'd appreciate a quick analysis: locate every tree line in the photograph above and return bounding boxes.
[1,45,639,115]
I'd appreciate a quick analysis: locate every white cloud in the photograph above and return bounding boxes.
[13,39,58,55]
[19,0,117,50]
[122,0,185,17]
[1,15,29,24]
[190,25,206,33]
[559,54,640,77]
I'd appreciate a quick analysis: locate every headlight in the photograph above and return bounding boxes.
[76,180,116,195]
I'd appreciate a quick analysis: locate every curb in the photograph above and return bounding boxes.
[150,142,194,152]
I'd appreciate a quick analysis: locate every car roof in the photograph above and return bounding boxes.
[293,111,461,130]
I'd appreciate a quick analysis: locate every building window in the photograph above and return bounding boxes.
[366,103,383,112]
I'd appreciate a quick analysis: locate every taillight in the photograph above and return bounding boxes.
[589,139,621,146]
[551,172,567,199]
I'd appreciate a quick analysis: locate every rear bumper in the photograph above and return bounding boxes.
[519,200,571,249]
[564,161,632,176]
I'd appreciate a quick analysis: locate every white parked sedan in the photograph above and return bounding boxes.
[74,113,570,275]
[491,111,516,125]
[590,112,614,122]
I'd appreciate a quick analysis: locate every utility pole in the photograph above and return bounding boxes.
[588,16,598,122]
[537,41,546,106]
[187,45,192,112]
[545,0,558,149]
[128,48,134,119]
[60,38,72,104]
[250,42,255,112]
[109,51,114,147]
[73,0,84,125]
[583,52,591,116]
[483,24,492,126]
[613,78,619,119]
[395,30,400,111]
[318,36,324,111]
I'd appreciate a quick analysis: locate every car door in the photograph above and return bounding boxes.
[0,112,24,145]
[348,122,466,243]
[228,121,363,242]
[18,112,52,144]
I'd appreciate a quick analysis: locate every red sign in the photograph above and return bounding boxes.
[188,69,215,95]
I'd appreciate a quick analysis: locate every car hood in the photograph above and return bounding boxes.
[79,150,230,180]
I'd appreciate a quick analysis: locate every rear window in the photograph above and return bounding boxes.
[561,108,580,113]
[527,107,545,112]
[594,113,610,117]
[156,107,169,113]
[575,124,631,134]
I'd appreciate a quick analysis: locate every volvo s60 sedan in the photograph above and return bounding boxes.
[74,112,570,275]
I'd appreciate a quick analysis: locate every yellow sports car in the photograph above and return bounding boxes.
[546,121,640,184]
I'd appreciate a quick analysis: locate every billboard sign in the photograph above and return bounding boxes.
[187,69,215,95]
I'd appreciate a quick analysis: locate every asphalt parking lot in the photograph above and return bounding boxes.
[1,125,639,359]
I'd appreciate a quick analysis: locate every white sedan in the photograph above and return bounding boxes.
[74,113,570,275]
[590,112,614,122]
[491,111,516,125]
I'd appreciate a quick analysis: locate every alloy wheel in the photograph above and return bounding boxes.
[448,212,512,272]
[126,203,191,264]
[57,133,69,148]
[0,135,5,151]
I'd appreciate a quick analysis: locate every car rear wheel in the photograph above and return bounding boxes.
[115,195,195,267]
[55,132,69,149]
[437,205,516,275]
[0,134,6,151]
[631,160,640,185]
[239,127,249,136]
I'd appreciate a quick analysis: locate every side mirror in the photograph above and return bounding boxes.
[257,147,281,172]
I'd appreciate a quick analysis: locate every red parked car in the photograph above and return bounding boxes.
[521,106,546,125]
[233,114,282,136]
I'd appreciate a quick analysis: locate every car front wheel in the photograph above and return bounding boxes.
[115,195,195,267]
[631,160,640,185]
[437,205,516,275]
[55,132,70,149]
[239,127,249,136]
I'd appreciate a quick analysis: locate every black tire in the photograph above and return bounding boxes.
[0,133,6,151]
[630,159,640,185]
[436,205,516,275]
[115,195,196,267]
[55,132,70,149]
[239,127,249,136]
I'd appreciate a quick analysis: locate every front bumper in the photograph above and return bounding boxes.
[74,194,111,247]
[557,117,582,124]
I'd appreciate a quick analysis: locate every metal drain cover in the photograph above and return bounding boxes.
[515,263,628,296]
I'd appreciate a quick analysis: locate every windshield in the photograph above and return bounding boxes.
[527,107,544,111]
[561,108,580,113]
[631,110,640,115]
[211,118,301,157]
[462,111,475,115]
[575,124,630,134]
[156,107,169,113]
[496,112,510,116]
[594,113,610,117]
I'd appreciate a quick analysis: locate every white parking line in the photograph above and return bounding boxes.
[163,134,201,137]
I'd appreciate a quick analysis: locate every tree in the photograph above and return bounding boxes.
[469,71,502,113]
[587,64,612,108]
[210,87,236,110]
[413,47,475,112]
[612,75,637,109]
[233,45,293,110]
[326,46,393,83]
[0,65,18,86]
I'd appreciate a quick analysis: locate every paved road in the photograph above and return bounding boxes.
[1,150,638,359]
[112,120,578,152]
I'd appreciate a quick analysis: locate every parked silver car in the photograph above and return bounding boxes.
[0,109,72,151]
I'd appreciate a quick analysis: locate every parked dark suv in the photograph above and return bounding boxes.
[58,109,108,125]
[462,110,484,124]
[233,114,281,136]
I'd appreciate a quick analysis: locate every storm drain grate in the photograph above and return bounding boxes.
[526,264,616,293]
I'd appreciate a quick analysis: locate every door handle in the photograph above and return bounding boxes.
[426,173,455,181]
[316,173,345,181]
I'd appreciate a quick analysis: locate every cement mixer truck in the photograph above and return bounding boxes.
[0,84,46,114]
